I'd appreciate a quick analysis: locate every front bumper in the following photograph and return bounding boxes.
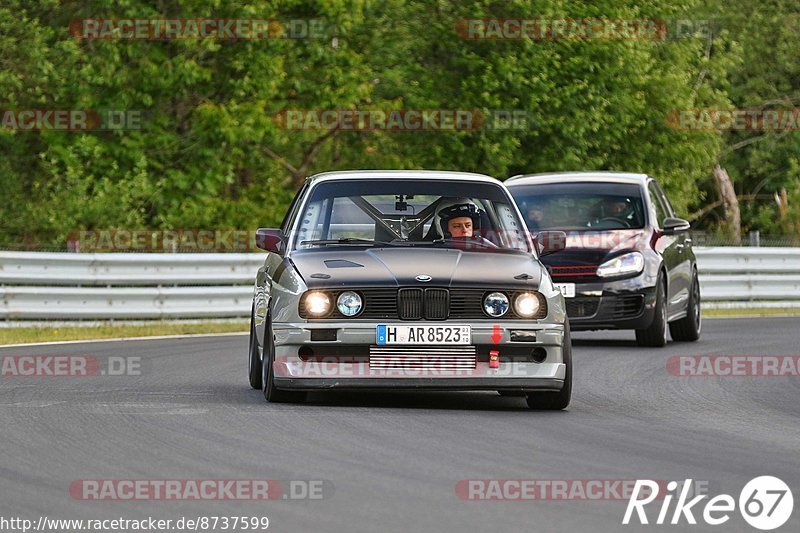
[563,282,657,331]
[274,376,564,391]
[271,321,567,391]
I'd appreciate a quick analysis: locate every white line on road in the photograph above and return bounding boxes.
[0,331,248,349]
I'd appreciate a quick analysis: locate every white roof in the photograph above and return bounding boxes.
[506,171,650,185]
[307,170,501,185]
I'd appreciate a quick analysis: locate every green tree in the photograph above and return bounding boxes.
[0,0,741,247]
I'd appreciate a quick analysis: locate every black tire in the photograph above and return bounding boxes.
[669,270,701,342]
[636,277,668,348]
[526,321,572,410]
[261,313,306,403]
[248,305,262,389]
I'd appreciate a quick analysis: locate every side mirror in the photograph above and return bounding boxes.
[255,228,284,253]
[662,217,690,235]
[534,231,567,256]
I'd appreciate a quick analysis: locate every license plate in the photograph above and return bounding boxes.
[554,283,576,298]
[376,325,471,345]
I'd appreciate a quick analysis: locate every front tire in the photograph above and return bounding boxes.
[526,321,572,410]
[248,305,262,389]
[261,314,306,403]
[669,270,701,342]
[636,278,668,348]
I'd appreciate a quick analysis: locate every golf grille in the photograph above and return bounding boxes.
[549,265,599,282]
[566,297,600,318]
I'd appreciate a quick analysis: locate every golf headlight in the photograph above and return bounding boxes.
[513,292,541,318]
[336,291,363,317]
[303,291,331,317]
[483,292,510,317]
[596,252,645,277]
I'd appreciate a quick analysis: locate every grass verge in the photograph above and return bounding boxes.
[1,308,797,345]
[0,321,248,345]
[703,307,800,318]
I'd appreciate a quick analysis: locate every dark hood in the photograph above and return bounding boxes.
[289,247,542,289]
[539,229,649,267]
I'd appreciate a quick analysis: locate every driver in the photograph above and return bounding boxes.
[438,202,483,238]
[602,197,635,222]
[525,199,547,231]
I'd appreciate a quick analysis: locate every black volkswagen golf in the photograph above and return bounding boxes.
[506,172,701,347]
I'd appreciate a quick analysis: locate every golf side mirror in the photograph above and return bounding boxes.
[662,217,690,235]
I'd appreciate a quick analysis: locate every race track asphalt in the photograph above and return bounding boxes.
[1,317,798,533]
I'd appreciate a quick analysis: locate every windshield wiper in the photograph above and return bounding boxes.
[301,238,394,246]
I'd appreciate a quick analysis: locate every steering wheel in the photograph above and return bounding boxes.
[474,236,500,248]
[468,235,500,248]
[441,236,500,249]
[597,217,631,229]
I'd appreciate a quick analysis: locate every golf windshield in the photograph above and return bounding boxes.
[291,180,531,253]
[510,182,646,231]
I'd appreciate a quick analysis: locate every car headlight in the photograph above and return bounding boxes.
[302,291,332,317]
[513,292,541,318]
[483,292,510,317]
[596,252,645,278]
[336,291,363,317]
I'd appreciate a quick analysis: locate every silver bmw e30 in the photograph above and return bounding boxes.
[247,170,572,409]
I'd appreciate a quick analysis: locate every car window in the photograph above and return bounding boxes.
[654,181,675,218]
[509,182,646,230]
[647,181,669,228]
[291,180,531,253]
[326,197,377,240]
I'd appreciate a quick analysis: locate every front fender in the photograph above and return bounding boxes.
[255,256,307,349]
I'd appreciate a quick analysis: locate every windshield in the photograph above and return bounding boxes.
[509,182,646,231]
[290,179,531,253]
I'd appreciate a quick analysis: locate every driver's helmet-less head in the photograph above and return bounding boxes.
[525,199,547,224]
[438,202,483,237]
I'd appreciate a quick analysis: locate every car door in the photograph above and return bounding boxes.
[653,180,692,316]
[647,179,683,318]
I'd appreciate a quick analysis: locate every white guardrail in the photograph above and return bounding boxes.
[0,252,262,319]
[0,248,799,319]
[695,247,800,308]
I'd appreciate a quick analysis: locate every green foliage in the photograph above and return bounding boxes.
[712,1,800,236]
[0,0,789,247]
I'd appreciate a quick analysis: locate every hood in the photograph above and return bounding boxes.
[289,247,542,289]
[540,229,649,267]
